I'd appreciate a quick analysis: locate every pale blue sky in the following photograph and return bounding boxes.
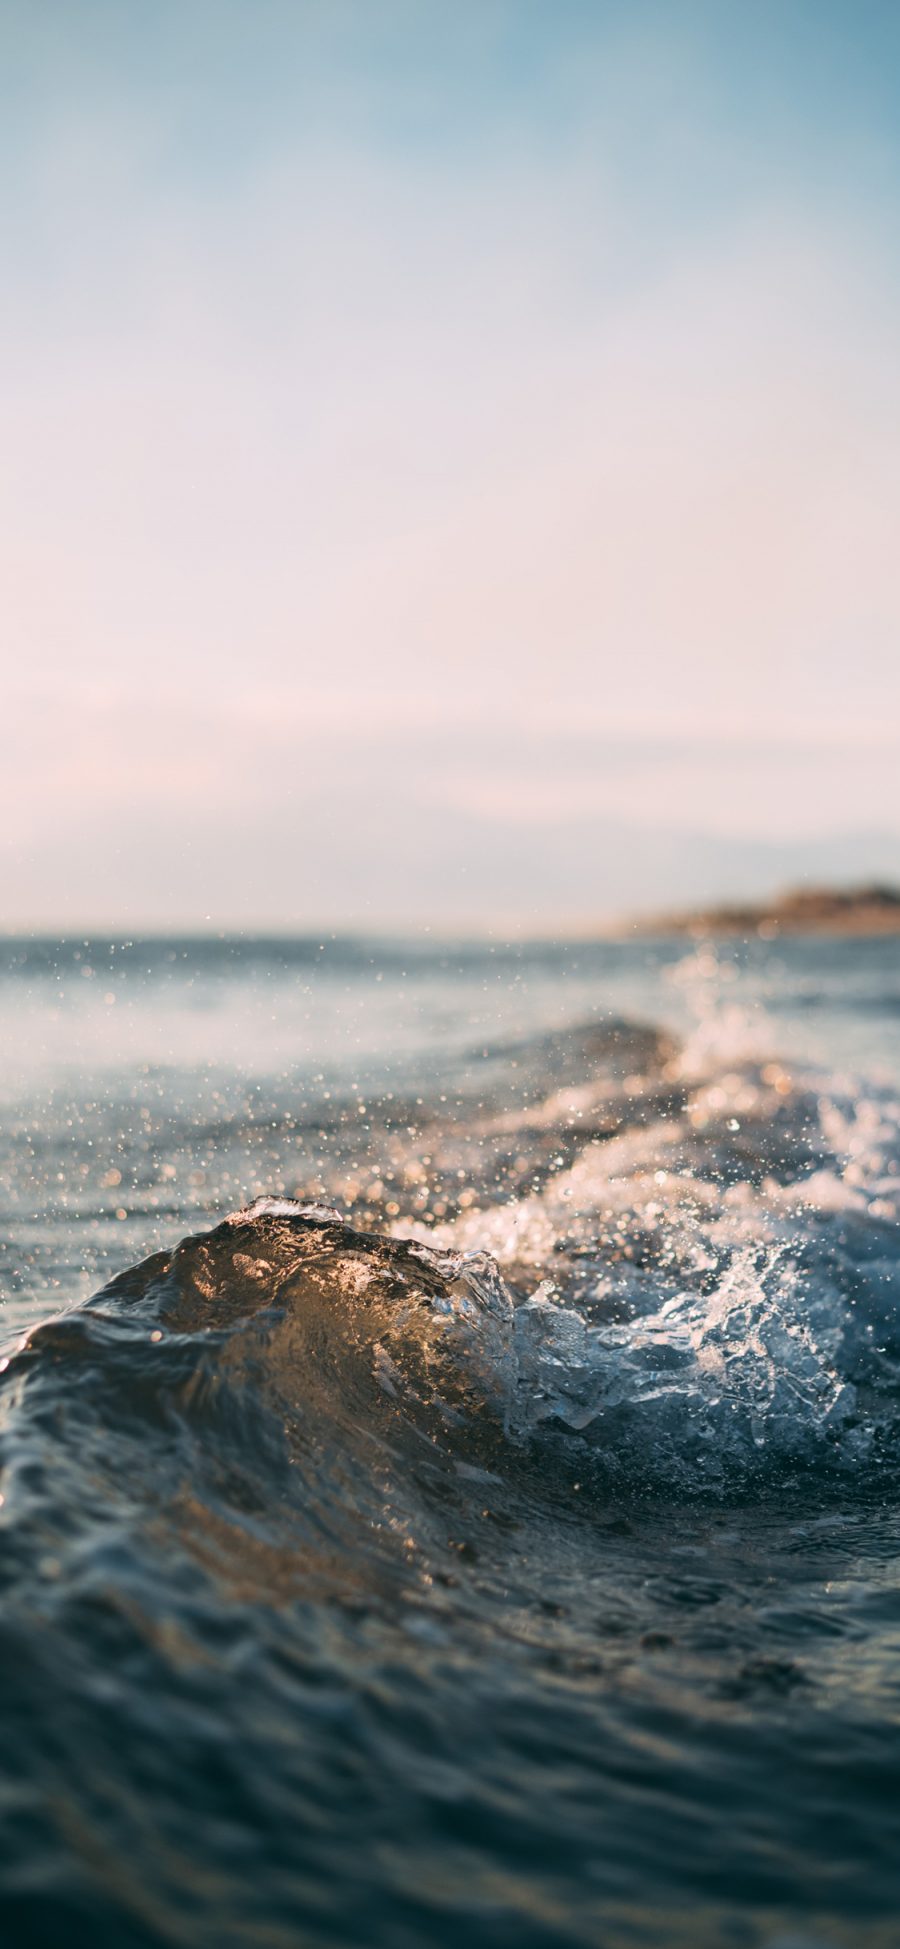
[2,2,899,927]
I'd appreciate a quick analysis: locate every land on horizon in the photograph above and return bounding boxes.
[637,882,900,938]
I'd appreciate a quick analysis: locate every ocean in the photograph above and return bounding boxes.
[1,931,899,1947]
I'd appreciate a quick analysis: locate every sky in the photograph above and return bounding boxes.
[2,0,899,930]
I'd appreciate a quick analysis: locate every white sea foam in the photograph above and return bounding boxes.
[394,953,900,1480]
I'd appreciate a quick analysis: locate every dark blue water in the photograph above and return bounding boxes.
[1,934,899,1946]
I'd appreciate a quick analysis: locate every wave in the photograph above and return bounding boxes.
[1,997,898,1631]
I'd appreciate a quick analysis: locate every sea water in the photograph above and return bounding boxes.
[0,933,899,1947]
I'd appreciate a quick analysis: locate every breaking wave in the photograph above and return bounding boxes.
[4,1008,899,1538]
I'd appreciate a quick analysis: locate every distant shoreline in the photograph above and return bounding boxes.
[635,883,900,938]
